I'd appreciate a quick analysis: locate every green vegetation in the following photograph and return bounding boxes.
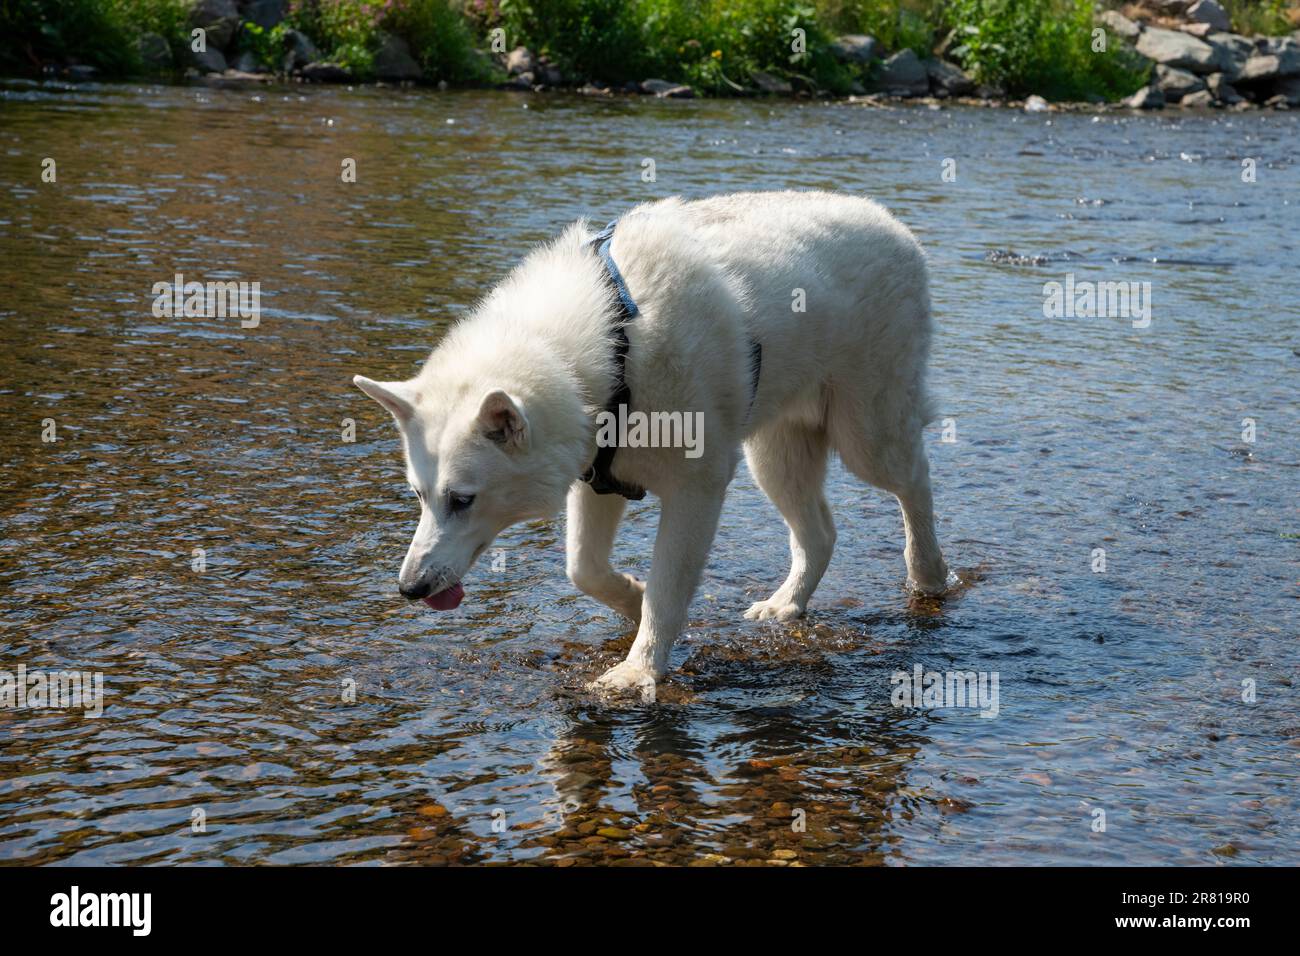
[0,0,1288,102]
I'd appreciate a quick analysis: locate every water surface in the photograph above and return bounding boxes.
[1,81,1297,865]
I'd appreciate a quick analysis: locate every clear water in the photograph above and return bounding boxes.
[1,81,1297,865]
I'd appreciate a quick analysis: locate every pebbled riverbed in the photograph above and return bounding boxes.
[0,81,1297,865]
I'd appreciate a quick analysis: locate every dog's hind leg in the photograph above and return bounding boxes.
[828,395,948,595]
[565,481,645,623]
[742,419,835,621]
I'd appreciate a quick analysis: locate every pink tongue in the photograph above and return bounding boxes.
[423,582,464,611]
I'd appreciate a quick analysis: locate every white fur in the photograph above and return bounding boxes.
[355,190,948,694]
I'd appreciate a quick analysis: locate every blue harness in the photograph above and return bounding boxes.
[579,220,761,501]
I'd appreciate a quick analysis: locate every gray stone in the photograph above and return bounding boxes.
[640,78,693,97]
[1207,32,1254,78]
[375,33,421,81]
[281,29,317,72]
[877,49,929,96]
[1155,64,1205,99]
[1180,88,1216,106]
[1024,93,1051,111]
[1100,10,1142,41]
[1136,26,1219,73]
[1206,72,1241,102]
[504,46,535,76]
[1124,85,1166,109]
[829,34,879,64]
[1186,0,1230,32]
[1235,48,1300,84]
[240,0,284,29]
[231,50,260,73]
[300,62,352,82]
[927,58,975,95]
[138,32,172,71]
[188,0,240,52]
[191,47,227,74]
[750,70,792,94]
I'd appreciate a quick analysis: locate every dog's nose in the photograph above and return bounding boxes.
[398,577,431,600]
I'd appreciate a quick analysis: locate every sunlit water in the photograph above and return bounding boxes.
[1,80,1297,865]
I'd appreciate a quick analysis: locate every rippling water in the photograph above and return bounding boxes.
[1,80,1297,865]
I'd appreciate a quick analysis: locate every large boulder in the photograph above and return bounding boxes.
[1186,0,1231,33]
[1274,75,1300,105]
[138,32,172,71]
[1235,48,1300,84]
[374,33,422,81]
[1100,10,1142,41]
[1155,63,1205,100]
[1208,32,1254,79]
[877,49,929,96]
[1180,88,1216,107]
[1136,26,1220,73]
[190,46,228,74]
[301,62,352,82]
[188,0,240,52]
[830,34,879,65]
[281,29,318,72]
[1206,72,1242,103]
[504,47,535,76]
[239,0,284,30]
[1125,85,1166,109]
[927,58,975,96]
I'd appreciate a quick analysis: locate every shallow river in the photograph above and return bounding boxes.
[0,81,1297,865]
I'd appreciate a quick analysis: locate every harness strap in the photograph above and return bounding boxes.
[579,219,761,502]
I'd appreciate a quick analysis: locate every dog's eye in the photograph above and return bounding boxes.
[448,492,475,515]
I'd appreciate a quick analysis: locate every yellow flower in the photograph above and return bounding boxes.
[711,49,722,59]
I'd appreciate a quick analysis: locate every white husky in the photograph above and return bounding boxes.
[354,191,948,694]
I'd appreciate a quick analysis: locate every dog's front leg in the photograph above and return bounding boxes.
[590,481,727,695]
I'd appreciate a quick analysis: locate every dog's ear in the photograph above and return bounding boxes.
[353,375,416,425]
[477,389,528,450]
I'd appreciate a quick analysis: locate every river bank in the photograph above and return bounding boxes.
[4,1,1300,109]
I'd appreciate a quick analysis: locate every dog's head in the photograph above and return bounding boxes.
[353,373,573,610]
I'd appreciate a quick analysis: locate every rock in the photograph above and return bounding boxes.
[1180,21,1213,38]
[829,34,879,64]
[1207,32,1254,79]
[230,50,261,73]
[1206,72,1241,102]
[188,0,240,52]
[138,32,172,71]
[1024,93,1051,111]
[537,60,563,87]
[640,78,693,97]
[1180,88,1215,106]
[300,61,352,82]
[65,64,97,81]
[1275,75,1300,105]
[504,72,533,90]
[191,47,228,74]
[1100,11,1142,41]
[1186,0,1230,32]
[239,0,284,30]
[1136,27,1220,73]
[1264,92,1290,108]
[750,70,792,94]
[504,46,535,77]
[877,49,929,96]
[1155,63,1205,99]
[374,33,421,81]
[927,58,975,96]
[281,29,317,72]
[1124,85,1166,108]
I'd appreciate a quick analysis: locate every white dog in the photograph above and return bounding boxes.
[354,191,948,694]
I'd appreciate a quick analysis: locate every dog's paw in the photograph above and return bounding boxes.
[744,595,806,622]
[587,660,658,702]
